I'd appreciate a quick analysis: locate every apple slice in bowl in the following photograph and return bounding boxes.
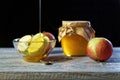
[13,32,56,62]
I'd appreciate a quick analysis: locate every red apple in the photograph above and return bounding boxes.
[42,31,55,40]
[86,37,113,62]
[42,32,56,56]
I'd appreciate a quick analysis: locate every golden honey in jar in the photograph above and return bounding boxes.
[58,21,95,56]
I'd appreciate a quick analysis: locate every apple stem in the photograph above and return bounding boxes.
[40,60,53,65]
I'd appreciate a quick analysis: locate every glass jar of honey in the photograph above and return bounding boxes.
[58,21,95,57]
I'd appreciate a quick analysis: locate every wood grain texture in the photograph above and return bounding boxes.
[0,47,120,80]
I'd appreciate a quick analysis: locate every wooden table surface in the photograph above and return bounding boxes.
[0,47,120,80]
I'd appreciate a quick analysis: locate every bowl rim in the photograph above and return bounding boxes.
[13,38,56,43]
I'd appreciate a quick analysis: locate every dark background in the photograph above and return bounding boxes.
[1,0,120,47]
[0,0,39,47]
